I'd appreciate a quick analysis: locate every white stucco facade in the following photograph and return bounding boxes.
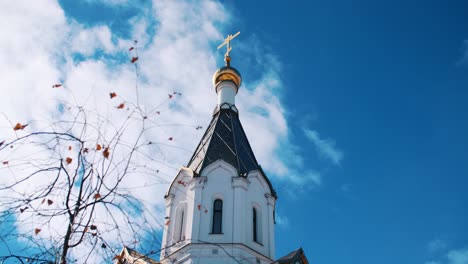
[160,160,276,264]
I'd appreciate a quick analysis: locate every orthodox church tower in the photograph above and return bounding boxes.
[159,32,277,264]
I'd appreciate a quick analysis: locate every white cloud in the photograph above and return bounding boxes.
[70,24,116,55]
[447,248,468,264]
[426,247,468,264]
[275,213,290,227]
[0,0,326,261]
[303,128,343,165]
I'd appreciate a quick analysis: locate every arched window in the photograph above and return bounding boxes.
[212,199,223,233]
[253,208,258,242]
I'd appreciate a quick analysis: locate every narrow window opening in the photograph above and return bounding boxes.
[179,210,184,241]
[212,199,223,233]
[253,208,258,242]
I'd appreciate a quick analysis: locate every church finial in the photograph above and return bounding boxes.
[217,31,240,66]
[212,31,242,107]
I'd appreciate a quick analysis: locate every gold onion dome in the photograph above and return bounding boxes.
[212,64,242,90]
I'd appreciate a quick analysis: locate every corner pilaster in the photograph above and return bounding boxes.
[232,176,250,242]
[186,176,207,242]
[265,193,276,258]
[160,193,175,260]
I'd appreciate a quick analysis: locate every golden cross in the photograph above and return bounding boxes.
[217,31,240,59]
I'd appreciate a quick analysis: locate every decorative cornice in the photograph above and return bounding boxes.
[164,166,199,199]
[161,242,273,262]
[265,193,276,206]
[187,176,207,190]
[232,176,250,190]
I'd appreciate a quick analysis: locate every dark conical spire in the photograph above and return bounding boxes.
[187,32,276,198]
[186,32,257,174]
[187,105,259,175]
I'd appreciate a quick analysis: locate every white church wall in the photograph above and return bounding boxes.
[246,171,275,258]
[161,169,197,259]
[161,243,274,264]
[198,160,237,244]
[160,161,276,262]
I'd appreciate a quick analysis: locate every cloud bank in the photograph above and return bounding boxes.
[0,0,332,261]
[426,247,468,264]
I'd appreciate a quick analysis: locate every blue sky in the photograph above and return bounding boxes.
[220,1,468,262]
[237,1,468,263]
[0,0,467,263]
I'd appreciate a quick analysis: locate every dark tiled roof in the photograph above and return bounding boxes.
[271,248,308,264]
[187,105,260,175]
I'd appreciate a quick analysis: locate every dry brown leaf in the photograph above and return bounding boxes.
[110,92,117,99]
[2,161,8,165]
[131,57,138,63]
[13,123,28,131]
[47,199,53,205]
[103,147,110,159]
[68,146,72,150]
[34,228,41,235]
[65,157,72,164]
[116,103,125,109]
[93,193,102,200]
[96,144,102,151]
